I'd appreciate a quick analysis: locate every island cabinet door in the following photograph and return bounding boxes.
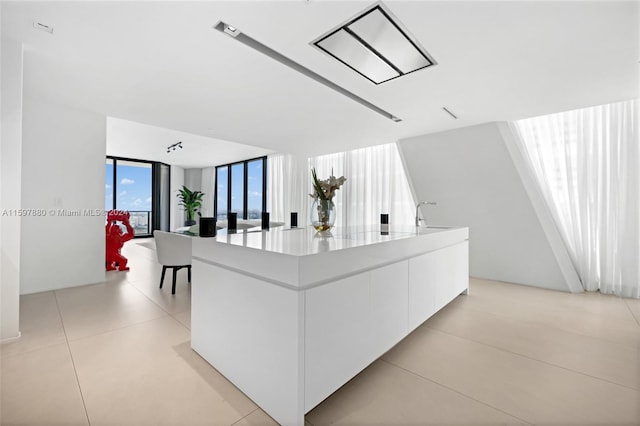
[369,261,409,356]
[304,271,371,411]
[408,241,469,331]
[191,260,305,426]
[434,241,469,311]
[304,261,409,412]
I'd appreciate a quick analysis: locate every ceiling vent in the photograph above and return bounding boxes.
[312,2,436,84]
[213,21,401,122]
[442,107,458,119]
[32,21,53,34]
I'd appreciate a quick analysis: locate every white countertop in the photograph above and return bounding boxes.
[203,225,463,257]
[192,225,469,289]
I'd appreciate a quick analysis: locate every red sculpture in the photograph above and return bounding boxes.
[105,210,134,271]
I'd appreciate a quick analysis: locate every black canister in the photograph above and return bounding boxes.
[380,213,389,235]
[228,212,237,233]
[199,217,217,237]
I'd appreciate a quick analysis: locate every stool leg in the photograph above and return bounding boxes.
[172,268,177,295]
[160,266,167,289]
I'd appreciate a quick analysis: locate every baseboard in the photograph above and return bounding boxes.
[0,331,22,344]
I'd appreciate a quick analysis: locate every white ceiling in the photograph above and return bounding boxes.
[106,117,273,168]
[3,0,638,161]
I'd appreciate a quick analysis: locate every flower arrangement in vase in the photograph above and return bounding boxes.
[309,168,346,232]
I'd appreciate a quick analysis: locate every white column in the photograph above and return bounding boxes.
[1,35,23,342]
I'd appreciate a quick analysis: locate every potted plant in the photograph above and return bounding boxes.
[177,185,204,226]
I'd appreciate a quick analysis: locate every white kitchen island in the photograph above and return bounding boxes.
[191,225,469,426]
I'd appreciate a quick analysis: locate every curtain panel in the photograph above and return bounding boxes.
[268,143,415,228]
[267,154,309,225]
[514,99,639,298]
[200,167,215,218]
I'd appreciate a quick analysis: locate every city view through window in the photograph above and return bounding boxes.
[105,159,153,236]
[215,157,266,220]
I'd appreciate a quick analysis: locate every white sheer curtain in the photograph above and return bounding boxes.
[200,167,215,218]
[268,143,415,229]
[513,99,639,298]
[309,143,415,227]
[267,154,309,225]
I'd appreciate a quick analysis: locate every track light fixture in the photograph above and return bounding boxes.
[167,141,183,153]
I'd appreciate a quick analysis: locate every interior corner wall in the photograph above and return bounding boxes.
[171,165,185,230]
[184,168,202,192]
[398,122,570,291]
[20,97,106,294]
[1,35,23,341]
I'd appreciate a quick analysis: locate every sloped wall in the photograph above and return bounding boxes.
[398,122,573,291]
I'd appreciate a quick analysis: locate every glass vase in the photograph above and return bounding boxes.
[310,199,336,232]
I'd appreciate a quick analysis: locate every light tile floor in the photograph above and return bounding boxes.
[2,240,639,425]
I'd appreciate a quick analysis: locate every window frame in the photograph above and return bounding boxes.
[106,156,170,238]
[214,156,267,220]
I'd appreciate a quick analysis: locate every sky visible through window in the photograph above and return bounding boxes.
[216,166,228,219]
[231,163,245,218]
[105,160,114,211]
[215,157,266,220]
[117,165,152,211]
[105,160,153,236]
[247,160,263,219]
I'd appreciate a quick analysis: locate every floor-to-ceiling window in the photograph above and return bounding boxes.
[216,166,228,219]
[106,157,170,237]
[231,163,245,218]
[246,158,265,220]
[215,157,267,220]
[105,158,114,212]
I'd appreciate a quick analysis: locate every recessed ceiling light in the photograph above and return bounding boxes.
[223,24,240,37]
[312,2,436,84]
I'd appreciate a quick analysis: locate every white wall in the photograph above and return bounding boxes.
[20,97,106,294]
[171,165,185,230]
[398,122,572,291]
[106,117,272,169]
[184,168,202,192]
[1,36,23,341]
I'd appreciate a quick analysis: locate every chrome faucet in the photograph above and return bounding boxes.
[415,201,437,227]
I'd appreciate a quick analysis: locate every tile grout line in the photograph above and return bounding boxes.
[623,299,640,328]
[122,276,193,332]
[65,315,177,345]
[61,273,189,341]
[123,274,171,314]
[229,407,260,426]
[53,290,92,426]
[105,244,190,330]
[452,301,640,351]
[421,325,640,392]
[0,340,67,360]
[378,358,535,426]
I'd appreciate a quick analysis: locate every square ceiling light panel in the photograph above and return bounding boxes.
[312,2,437,85]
